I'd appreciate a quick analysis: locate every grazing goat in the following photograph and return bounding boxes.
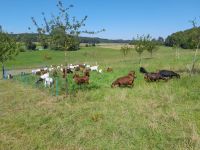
[140,67,167,82]
[62,68,73,78]
[90,65,99,71]
[158,70,180,79]
[35,73,49,84]
[32,69,41,75]
[107,67,113,72]
[111,71,136,88]
[73,71,90,85]
[7,74,13,79]
[79,64,86,71]
[44,77,54,87]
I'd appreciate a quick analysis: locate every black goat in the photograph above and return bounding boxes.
[140,67,168,82]
[158,70,180,79]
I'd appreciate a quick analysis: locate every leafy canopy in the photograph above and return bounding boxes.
[31,0,105,51]
[0,30,18,64]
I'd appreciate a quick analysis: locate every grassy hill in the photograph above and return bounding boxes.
[1,46,200,149]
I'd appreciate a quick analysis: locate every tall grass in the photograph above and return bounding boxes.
[0,46,200,149]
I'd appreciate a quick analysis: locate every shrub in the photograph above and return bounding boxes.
[25,41,37,50]
[18,46,26,52]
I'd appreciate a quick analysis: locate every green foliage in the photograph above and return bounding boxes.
[85,43,96,47]
[131,35,159,63]
[10,33,130,44]
[131,35,147,64]
[165,27,200,49]
[1,46,200,149]
[17,43,26,52]
[25,40,37,50]
[31,0,104,51]
[120,45,131,57]
[0,30,18,64]
[146,39,158,57]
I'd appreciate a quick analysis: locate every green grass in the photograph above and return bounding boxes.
[1,46,200,149]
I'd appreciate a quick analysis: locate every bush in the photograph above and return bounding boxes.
[42,42,48,49]
[25,41,37,50]
[85,43,89,47]
[165,27,200,49]
[18,46,26,52]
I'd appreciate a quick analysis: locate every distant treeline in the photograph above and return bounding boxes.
[165,27,200,49]
[9,33,131,44]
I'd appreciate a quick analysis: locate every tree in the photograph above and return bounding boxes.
[121,45,131,58]
[132,35,147,65]
[165,27,200,49]
[0,25,2,32]
[31,0,105,95]
[189,18,200,75]
[25,40,37,50]
[31,1,105,51]
[157,37,165,45]
[0,29,18,78]
[172,44,180,60]
[145,35,158,58]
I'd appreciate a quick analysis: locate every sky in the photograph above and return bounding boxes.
[0,0,199,40]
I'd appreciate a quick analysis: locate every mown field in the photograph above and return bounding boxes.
[1,46,200,149]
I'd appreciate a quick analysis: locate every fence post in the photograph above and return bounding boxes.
[56,77,58,96]
[3,69,6,80]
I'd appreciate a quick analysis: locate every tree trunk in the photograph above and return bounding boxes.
[64,49,69,96]
[190,42,199,75]
[2,63,5,79]
[139,55,142,66]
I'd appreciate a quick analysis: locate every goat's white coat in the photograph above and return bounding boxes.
[44,77,53,87]
[90,65,99,71]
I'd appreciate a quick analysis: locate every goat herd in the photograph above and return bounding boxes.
[30,63,180,89]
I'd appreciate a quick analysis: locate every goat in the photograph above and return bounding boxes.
[111,71,136,88]
[35,73,49,84]
[158,70,180,79]
[32,69,40,75]
[107,67,113,72]
[140,67,168,82]
[44,77,54,87]
[7,74,13,79]
[90,65,99,71]
[73,71,90,85]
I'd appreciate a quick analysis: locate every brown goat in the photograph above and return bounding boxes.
[144,73,167,82]
[111,71,136,88]
[140,67,168,82]
[73,71,90,85]
[107,67,113,72]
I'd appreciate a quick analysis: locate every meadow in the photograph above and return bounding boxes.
[1,46,200,149]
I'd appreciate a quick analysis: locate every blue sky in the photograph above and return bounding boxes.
[0,0,199,39]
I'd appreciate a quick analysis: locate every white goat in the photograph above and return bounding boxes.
[90,65,99,71]
[40,73,49,79]
[32,69,41,75]
[44,77,53,87]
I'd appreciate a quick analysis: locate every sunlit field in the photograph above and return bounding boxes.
[1,46,200,149]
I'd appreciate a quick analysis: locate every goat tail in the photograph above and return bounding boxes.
[140,67,148,74]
